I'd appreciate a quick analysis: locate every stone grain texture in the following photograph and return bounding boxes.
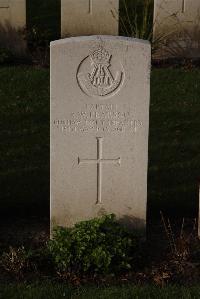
[50,36,151,234]
[0,0,26,29]
[61,0,118,37]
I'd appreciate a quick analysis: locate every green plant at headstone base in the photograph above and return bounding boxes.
[48,214,137,276]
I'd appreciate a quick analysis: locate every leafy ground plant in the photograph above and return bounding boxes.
[49,214,137,277]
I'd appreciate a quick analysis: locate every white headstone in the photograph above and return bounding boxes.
[61,0,119,37]
[50,36,151,233]
[153,0,200,58]
[0,0,26,29]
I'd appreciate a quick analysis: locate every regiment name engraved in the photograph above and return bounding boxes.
[53,103,142,133]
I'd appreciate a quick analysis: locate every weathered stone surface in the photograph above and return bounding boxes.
[153,0,200,58]
[50,36,151,233]
[61,0,119,37]
[0,0,26,29]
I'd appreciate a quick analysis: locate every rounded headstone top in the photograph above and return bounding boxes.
[50,35,151,48]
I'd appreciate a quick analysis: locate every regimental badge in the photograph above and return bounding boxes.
[77,46,124,98]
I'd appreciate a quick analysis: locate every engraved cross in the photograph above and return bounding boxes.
[182,0,186,13]
[0,5,9,8]
[88,0,92,14]
[0,0,9,9]
[78,137,121,204]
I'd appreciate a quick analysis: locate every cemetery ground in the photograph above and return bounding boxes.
[1,283,200,299]
[0,64,200,297]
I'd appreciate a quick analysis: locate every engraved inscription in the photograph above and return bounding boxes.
[78,137,120,204]
[53,104,143,134]
[77,47,124,98]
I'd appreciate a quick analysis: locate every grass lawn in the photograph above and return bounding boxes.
[0,66,200,219]
[0,66,49,217]
[1,283,200,299]
[149,67,200,217]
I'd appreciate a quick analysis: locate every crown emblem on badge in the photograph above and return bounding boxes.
[77,46,124,98]
[90,47,111,65]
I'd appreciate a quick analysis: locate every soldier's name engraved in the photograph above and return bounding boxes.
[53,106,142,133]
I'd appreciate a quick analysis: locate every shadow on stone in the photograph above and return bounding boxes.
[118,215,146,237]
